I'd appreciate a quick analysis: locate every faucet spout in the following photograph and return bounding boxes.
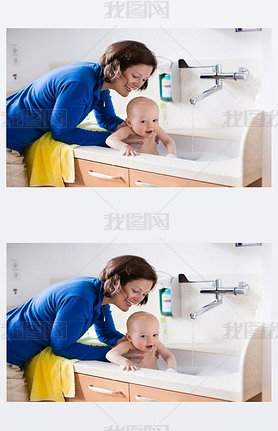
[188,63,248,104]
[190,81,223,105]
[190,295,223,319]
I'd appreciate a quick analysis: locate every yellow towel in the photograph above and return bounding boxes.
[23,346,78,402]
[24,132,78,187]
[23,336,107,402]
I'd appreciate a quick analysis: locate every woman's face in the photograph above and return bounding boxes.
[107,278,153,311]
[110,64,154,97]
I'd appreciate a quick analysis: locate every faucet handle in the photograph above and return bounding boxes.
[234,282,249,294]
[234,67,249,80]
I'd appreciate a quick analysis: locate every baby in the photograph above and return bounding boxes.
[106,311,177,371]
[106,97,177,157]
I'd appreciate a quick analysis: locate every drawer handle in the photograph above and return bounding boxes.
[135,395,159,402]
[134,180,159,187]
[87,170,122,181]
[87,385,122,395]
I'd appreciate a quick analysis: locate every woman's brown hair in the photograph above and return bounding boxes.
[99,255,157,305]
[99,40,157,90]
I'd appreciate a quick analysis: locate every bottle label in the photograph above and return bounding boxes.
[162,292,172,313]
[161,76,172,99]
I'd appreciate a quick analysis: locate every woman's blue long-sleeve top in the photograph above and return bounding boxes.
[7,277,124,368]
[6,62,124,153]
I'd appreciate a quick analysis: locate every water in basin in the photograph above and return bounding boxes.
[157,349,240,377]
[177,151,231,162]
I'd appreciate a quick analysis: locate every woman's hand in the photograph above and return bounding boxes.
[115,336,127,345]
[115,122,127,131]
[123,348,144,365]
[123,134,144,149]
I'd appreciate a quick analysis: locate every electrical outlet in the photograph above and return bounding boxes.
[10,44,20,66]
[9,259,20,280]
[11,44,19,55]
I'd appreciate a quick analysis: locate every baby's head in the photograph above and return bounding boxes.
[126,97,160,138]
[126,311,160,353]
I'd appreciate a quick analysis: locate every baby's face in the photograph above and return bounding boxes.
[127,318,160,353]
[126,104,159,138]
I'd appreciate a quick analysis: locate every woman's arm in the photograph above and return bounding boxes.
[157,127,177,155]
[157,342,177,370]
[93,90,124,132]
[50,297,114,360]
[93,305,124,347]
[50,82,112,146]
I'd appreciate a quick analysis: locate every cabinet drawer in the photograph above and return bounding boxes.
[67,159,129,187]
[66,374,129,402]
[129,383,225,402]
[129,169,222,187]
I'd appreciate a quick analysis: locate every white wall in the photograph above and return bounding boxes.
[7,28,264,93]
[7,243,269,355]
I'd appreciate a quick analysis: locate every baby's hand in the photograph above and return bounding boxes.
[121,143,138,157]
[121,358,138,371]
[166,153,177,158]
[166,368,177,373]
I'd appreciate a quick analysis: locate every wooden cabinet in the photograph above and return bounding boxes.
[66,374,129,402]
[129,383,225,402]
[66,159,129,187]
[65,373,226,402]
[129,168,222,188]
[66,158,224,188]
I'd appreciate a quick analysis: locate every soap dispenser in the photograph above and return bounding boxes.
[158,274,181,317]
[158,61,181,103]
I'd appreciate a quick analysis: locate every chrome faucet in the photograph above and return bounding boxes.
[178,60,249,105]
[178,274,249,319]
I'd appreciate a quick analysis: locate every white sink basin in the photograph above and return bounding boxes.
[158,135,240,162]
[157,349,240,376]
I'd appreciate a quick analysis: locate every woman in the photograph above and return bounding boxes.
[6,40,157,186]
[6,255,157,401]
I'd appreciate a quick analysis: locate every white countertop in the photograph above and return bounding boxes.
[73,360,244,402]
[73,146,244,187]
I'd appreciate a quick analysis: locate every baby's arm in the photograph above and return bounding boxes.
[157,127,177,156]
[106,126,138,156]
[106,340,138,371]
[157,341,177,371]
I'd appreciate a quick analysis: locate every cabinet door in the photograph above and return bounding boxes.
[129,383,225,402]
[66,159,129,187]
[129,169,222,187]
[66,374,129,402]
